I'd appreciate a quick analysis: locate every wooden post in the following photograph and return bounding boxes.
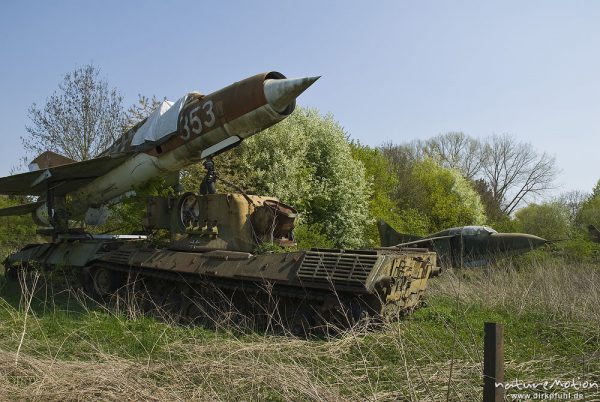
[483,322,504,402]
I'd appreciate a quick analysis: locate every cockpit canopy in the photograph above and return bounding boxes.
[435,226,498,237]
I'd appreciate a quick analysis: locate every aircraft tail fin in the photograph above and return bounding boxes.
[377,220,423,247]
[28,151,76,171]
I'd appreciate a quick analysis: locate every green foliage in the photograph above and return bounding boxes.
[352,144,485,243]
[293,223,335,249]
[96,177,174,234]
[184,108,371,249]
[576,192,600,231]
[380,134,559,216]
[0,196,38,258]
[391,209,431,237]
[555,190,589,226]
[350,142,410,246]
[514,202,571,240]
[556,237,600,263]
[592,179,600,199]
[252,241,289,255]
[472,178,506,223]
[487,214,518,233]
[399,159,486,233]
[511,198,600,263]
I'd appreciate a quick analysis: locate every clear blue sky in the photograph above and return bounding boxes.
[1,1,599,197]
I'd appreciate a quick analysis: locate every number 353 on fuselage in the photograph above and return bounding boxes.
[0,72,319,226]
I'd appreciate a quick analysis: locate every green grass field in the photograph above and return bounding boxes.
[0,259,598,401]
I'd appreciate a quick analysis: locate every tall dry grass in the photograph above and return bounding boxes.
[0,259,598,401]
[430,258,600,326]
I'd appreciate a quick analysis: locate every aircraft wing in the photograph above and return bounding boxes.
[0,154,131,197]
[394,235,456,248]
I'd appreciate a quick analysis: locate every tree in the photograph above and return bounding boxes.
[591,179,600,199]
[379,140,422,174]
[575,192,600,232]
[181,108,371,248]
[124,94,164,130]
[471,178,504,222]
[22,64,125,161]
[378,141,423,208]
[380,133,558,218]
[513,202,571,240]
[482,134,557,215]
[351,142,424,246]
[378,141,487,233]
[555,190,589,226]
[422,132,485,180]
[400,159,486,233]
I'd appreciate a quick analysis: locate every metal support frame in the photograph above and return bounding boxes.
[45,185,69,239]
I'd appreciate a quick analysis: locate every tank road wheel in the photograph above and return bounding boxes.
[180,294,205,326]
[316,298,367,335]
[179,283,224,327]
[290,305,317,337]
[4,264,19,282]
[162,284,187,323]
[85,266,121,300]
[140,279,167,317]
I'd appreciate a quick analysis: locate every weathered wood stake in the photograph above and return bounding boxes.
[483,322,504,402]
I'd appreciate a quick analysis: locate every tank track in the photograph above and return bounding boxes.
[4,241,436,336]
[82,261,383,335]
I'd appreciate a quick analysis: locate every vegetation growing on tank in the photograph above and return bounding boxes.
[252,241,290,254]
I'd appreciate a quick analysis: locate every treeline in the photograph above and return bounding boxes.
[180,107,600,259]
[6,64,600,259]
[6,105,600,258]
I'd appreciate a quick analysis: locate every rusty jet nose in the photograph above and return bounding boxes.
[264,76,320,113]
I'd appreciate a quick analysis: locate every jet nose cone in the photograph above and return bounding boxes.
[264,76,320,113]
[526,234,549,249]
[491,233,548,252]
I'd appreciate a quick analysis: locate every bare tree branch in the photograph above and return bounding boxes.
[380,133,558,217]
[21,64,125,161]
[482,134,558,214]
[422,132,485,180]
[555,190,589,224]
[124,94,164,130]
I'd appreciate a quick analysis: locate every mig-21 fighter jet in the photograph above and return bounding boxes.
[0,72,319,233]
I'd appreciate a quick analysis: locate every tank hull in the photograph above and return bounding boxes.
[4,239,435,333]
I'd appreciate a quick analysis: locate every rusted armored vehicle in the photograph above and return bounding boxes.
[5,191,436,332]
[1,70,436,333]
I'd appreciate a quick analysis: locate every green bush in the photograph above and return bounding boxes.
[293,222,335,249]
[513,202,571,240]
[184,108,371,249]
[0,196,38,258]
[403,159,486,232]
